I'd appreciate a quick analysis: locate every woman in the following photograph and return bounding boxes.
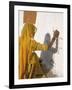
[19,23,49,79]
[19,23,59,79]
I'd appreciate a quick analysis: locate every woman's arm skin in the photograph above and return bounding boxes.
[48,30,59,49]
[48,37,56,48]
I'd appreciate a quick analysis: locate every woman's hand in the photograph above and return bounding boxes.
[53,30,59,39]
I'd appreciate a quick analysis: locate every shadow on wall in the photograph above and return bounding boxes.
[40,33,58,75]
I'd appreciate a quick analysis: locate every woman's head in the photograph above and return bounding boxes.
[21,23,37,38]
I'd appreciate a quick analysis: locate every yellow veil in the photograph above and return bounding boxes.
[19,23,36,79]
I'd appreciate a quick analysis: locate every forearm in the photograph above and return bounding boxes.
[36,43,48,51]
[48,37,56,48]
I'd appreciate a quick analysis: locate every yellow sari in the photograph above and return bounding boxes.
[19,23,48,79]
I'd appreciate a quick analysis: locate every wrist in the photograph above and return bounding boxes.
[52,37,55,40]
